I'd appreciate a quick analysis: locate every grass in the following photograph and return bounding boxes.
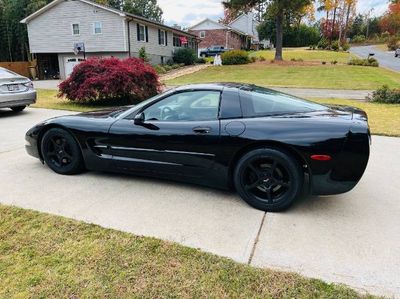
[32,89,110,112]
[0,204,375,298]
[251,48,356,63]
[310,98,400,137]
[166,64,400,90]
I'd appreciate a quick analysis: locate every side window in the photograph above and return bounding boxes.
[240,87,326,117]
[72,23,80,35]
[94,21,102,34]
[143,91,220,122]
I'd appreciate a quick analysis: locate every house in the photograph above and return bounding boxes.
[21,0,198,79]
[189,12,269,53]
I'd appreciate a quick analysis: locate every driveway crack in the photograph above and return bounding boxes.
[247,211,267,265]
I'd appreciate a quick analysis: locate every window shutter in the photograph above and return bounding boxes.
[145,26,149,42]
[136,24,140,41]
[165,31,168,46]
[158,29,161,45]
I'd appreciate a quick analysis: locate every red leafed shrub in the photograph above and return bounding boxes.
[58,57,161,104]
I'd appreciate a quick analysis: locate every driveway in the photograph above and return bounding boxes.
[0,107,399,298]
[351,45,400,72]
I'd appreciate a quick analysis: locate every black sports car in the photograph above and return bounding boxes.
[26,83,370,211]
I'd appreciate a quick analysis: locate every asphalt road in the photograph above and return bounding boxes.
[1,107,399,297]
[351,45,400,72]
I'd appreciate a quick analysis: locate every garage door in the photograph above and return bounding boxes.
[64,57,85,77]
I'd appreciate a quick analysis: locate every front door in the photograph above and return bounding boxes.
[108,90,221,178]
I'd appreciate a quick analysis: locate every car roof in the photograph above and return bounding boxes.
[175,82,255,92]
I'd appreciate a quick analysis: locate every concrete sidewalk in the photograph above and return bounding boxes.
[0,107,399,297]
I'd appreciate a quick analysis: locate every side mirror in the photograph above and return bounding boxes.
[134,112,145,125]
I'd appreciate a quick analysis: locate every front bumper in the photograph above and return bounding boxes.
[25,128,41,160]
[0,90,37,108]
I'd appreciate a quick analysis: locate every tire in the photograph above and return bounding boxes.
[41,128,84,175]
[234,148,303,212]
[11,105,26,112]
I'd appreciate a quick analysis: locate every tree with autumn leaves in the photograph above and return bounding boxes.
[379,0,400,35]
[318,0,357,42]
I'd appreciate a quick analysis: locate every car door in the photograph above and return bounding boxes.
[108,90,221,178]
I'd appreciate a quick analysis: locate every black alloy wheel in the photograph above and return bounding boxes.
[41,128,84,175]
[234,148,303,211]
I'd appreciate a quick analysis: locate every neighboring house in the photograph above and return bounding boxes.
[189,12,270,53]
[21,0,198,79]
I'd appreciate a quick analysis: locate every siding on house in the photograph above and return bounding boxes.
[27,0,127,53]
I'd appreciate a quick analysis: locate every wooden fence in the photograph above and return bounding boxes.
[0,61,32,78]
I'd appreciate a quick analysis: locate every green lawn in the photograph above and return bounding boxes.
[32,89,110,112]
[252,49,356,63]
[311,98,400,137]
[166,64,400,90]
[0,204,375,298]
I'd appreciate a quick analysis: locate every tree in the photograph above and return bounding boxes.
[379,1,400,35]
[122,0,163,23]
[224,0,314,61]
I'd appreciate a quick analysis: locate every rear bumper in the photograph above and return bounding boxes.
[0,90,37,108]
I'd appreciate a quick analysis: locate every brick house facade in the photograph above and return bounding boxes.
[189,28,246,50]
[188,19,248,51]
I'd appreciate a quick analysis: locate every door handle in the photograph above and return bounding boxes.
[193,127,211,134]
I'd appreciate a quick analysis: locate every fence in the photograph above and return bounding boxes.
[0,61,32,78]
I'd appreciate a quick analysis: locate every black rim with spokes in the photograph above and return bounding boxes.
[241,157,292,204]
[44,135,74,168]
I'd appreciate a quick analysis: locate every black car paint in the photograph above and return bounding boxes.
[26,83,370,195]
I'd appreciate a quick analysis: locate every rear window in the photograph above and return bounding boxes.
[240,86,327,117]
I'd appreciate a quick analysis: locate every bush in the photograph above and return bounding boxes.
[139,46,149,62]
[173,48,196,65]
[250,56,257,63]
[348,57,379,67]
[317,38,329,49]
[321,61,326,65]
[387,36,399,51]
[331,60,338,65]
[221,50,250,65]
[352,35,366,43]
[342,42,350,51]
[58,57,161,104]
[153,64,167,74]
[196,57,206,64]
[331,40,340,51]
[282,24,321,47]
[368,85,400,104]
[259,56,266,61]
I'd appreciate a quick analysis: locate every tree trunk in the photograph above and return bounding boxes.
[331,6,337,42]
[275,10,283,61]
[343,2,352,42]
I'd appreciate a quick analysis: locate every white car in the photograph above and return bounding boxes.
[0,67,36,112]
[395,48,400,58]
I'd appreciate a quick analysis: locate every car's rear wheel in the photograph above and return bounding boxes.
[11,105,26,112]
[41,128,84,175]
[234,148,303,212]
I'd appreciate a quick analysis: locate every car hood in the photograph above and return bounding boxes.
[327,104,368,121]
[76,105,133,118]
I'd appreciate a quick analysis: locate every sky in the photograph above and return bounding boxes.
[158,0,390,27]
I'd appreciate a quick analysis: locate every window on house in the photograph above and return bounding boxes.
[138,24,147,42]
[94,21,102,34]
[72,23,80,35]
[173,35,181,47]
[159,29,166,45]
[200,31,205,38]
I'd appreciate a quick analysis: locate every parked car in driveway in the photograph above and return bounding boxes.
[0,67,36,112]
[199,46,229,57]
[25,83,370,211]
[395,48,400,57]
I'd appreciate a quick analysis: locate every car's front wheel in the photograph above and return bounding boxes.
[11,105,26,112]
[234,148,304,212]
[41,128,84,175]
